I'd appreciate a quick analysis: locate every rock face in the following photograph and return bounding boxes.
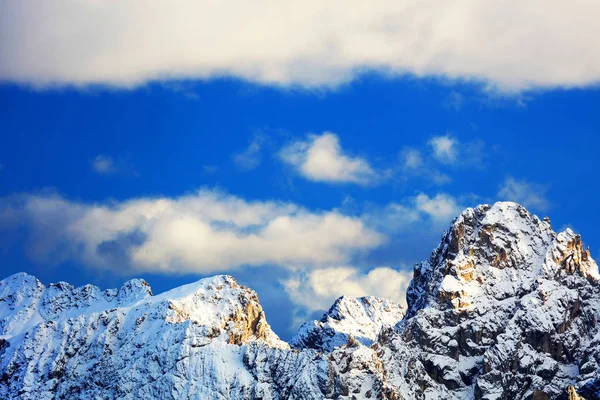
[2,202,600,399]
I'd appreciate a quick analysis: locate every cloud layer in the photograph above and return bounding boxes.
[0,190,383,274]
[2,1,599,90]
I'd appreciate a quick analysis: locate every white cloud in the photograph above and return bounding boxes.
[414,193,463,223]
[401,149,423,170]
[498,177,550,211]
[283,266,412,327]
[279,132,378,185]
[0,189,383,274]
[90,155,116,174]
[428,135,458,164]
[426,135,486,168]
[233,135,265,171]
[3,1,599,90]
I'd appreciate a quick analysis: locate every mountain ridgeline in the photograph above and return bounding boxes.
[1,202,599,399]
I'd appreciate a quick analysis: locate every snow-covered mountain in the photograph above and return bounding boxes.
[290,296,405,352]
[1,202,599,399]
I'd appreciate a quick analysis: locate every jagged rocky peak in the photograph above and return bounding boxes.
[154,274,285,347]
[290,295,405,352]
[407,201,599,316]
[389,202,600,399]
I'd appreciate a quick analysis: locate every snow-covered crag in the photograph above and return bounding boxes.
[290,296,405,352]
[1,202,599,399]
[382,202,600,399]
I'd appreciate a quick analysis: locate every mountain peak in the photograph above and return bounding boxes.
[407,202,598,317]
[290,295,405,352]
[394,202,600,398]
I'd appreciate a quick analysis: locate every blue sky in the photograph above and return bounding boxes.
[1,1,600,339]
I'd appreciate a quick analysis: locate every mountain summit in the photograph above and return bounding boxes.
[1,202,599,399]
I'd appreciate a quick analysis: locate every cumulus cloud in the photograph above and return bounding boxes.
[279,132,378,185]
[498,177,550,211]
[428,135,458,164]
[414,193,464,223]
[3,1,599,90]
[0,190,383,274]
[283,266,412,327]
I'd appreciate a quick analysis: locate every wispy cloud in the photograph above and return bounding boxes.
[498,177,550,211]
[2,1,599,90]
[364,192,467,234]
[443,91,465,111]
[279,132,378,185]
[90,154,138,177]
[90,155,116,175]
[399,148,452,186]
[233,134,265,171]
[401,149,423,170]
[427,134,486,168]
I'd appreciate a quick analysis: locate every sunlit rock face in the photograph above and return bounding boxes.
[1,202,600,399]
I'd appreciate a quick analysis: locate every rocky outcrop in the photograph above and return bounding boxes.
[2,202,600,399]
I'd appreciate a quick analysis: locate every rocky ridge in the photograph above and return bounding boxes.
[1,202,599,399]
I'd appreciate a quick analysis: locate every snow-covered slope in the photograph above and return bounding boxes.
[290,296,405,352]
[1,202,599,399]
[0,274,298,399]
